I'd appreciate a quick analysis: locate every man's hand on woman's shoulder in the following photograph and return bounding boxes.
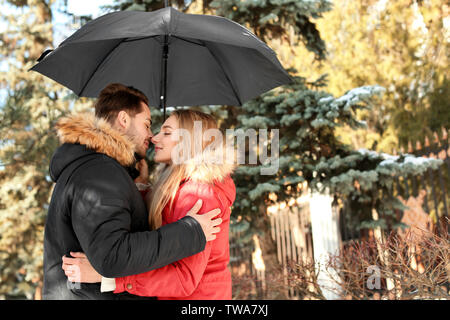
[186,199,222,241]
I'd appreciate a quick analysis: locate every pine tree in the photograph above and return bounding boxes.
[209,0,331,61]
[230,74,442,236]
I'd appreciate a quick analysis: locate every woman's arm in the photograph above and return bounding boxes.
[63,240,213,298]
[113,239,213,297]
[113,190,223,297]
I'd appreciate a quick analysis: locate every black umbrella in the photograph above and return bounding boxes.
[30,6,292,119]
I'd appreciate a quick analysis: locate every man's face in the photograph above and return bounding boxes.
[126,102,153,158]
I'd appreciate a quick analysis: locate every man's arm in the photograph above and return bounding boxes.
[70,163,210,278]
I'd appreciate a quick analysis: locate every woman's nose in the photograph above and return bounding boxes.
[151,134,159,144]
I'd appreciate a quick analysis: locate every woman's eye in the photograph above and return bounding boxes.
[164,132,171,136]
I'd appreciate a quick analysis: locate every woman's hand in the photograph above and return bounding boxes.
[134,158,149,184]
[62,252,102,283]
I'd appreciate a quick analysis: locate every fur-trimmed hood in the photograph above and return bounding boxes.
[183,144,237,184]
[154,142,237,185]
[55,112,136,167]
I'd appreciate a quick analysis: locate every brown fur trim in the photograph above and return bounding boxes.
[55,112,136,167]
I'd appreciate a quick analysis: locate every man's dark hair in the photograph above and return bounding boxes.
[95,83,149,123]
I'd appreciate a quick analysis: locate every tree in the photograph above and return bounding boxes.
[0,0,92,298]
[290,0,450,152]
[209,0,331,61]
[231,74,442,236]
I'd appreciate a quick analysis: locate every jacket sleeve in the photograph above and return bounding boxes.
[70,162,206,278]
[112,185,223,297]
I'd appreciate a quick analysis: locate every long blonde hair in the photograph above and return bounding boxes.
[147,109,219,229]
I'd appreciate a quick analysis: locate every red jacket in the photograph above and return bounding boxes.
[113,174,236,299]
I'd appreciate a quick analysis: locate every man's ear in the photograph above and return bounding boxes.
[117,110,131,130]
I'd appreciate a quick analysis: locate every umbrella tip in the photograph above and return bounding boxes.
[37,49,53,62]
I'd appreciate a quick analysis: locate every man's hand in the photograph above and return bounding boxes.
[186,199,222,241]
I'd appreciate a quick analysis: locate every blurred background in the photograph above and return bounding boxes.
[0,0,449,300]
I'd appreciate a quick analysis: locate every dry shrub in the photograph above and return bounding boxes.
[231,224,449,300]
[324,227,449,300]
[231,259,326,300]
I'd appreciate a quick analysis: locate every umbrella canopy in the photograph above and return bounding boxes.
[30,7,291,111]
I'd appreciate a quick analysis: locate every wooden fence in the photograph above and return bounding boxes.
[396,129,449,235]
[267,193,315,299]
[229,190,315,299]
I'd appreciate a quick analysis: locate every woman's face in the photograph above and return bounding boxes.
[151,115,179,164]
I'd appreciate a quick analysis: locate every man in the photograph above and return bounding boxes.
[43,83,221,300]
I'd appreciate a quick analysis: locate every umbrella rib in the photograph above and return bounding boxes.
[205,46,242,106]
[123,35,159,43]
[171,36,206,47]
[78,39,125,96]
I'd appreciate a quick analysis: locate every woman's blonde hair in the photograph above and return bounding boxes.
[147,109,220,229]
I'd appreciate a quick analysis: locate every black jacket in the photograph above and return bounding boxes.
[42,113,206,300]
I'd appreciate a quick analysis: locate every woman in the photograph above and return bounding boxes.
[62,109,236,299]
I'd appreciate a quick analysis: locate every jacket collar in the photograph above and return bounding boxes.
[183,144,237,183]
[55,112,136,167]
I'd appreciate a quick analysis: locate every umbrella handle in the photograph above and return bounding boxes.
[162,1,170,121]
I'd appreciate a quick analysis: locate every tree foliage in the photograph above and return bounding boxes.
[229,74,442,233]
[0,0,92,298]
[290,0,450,152]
